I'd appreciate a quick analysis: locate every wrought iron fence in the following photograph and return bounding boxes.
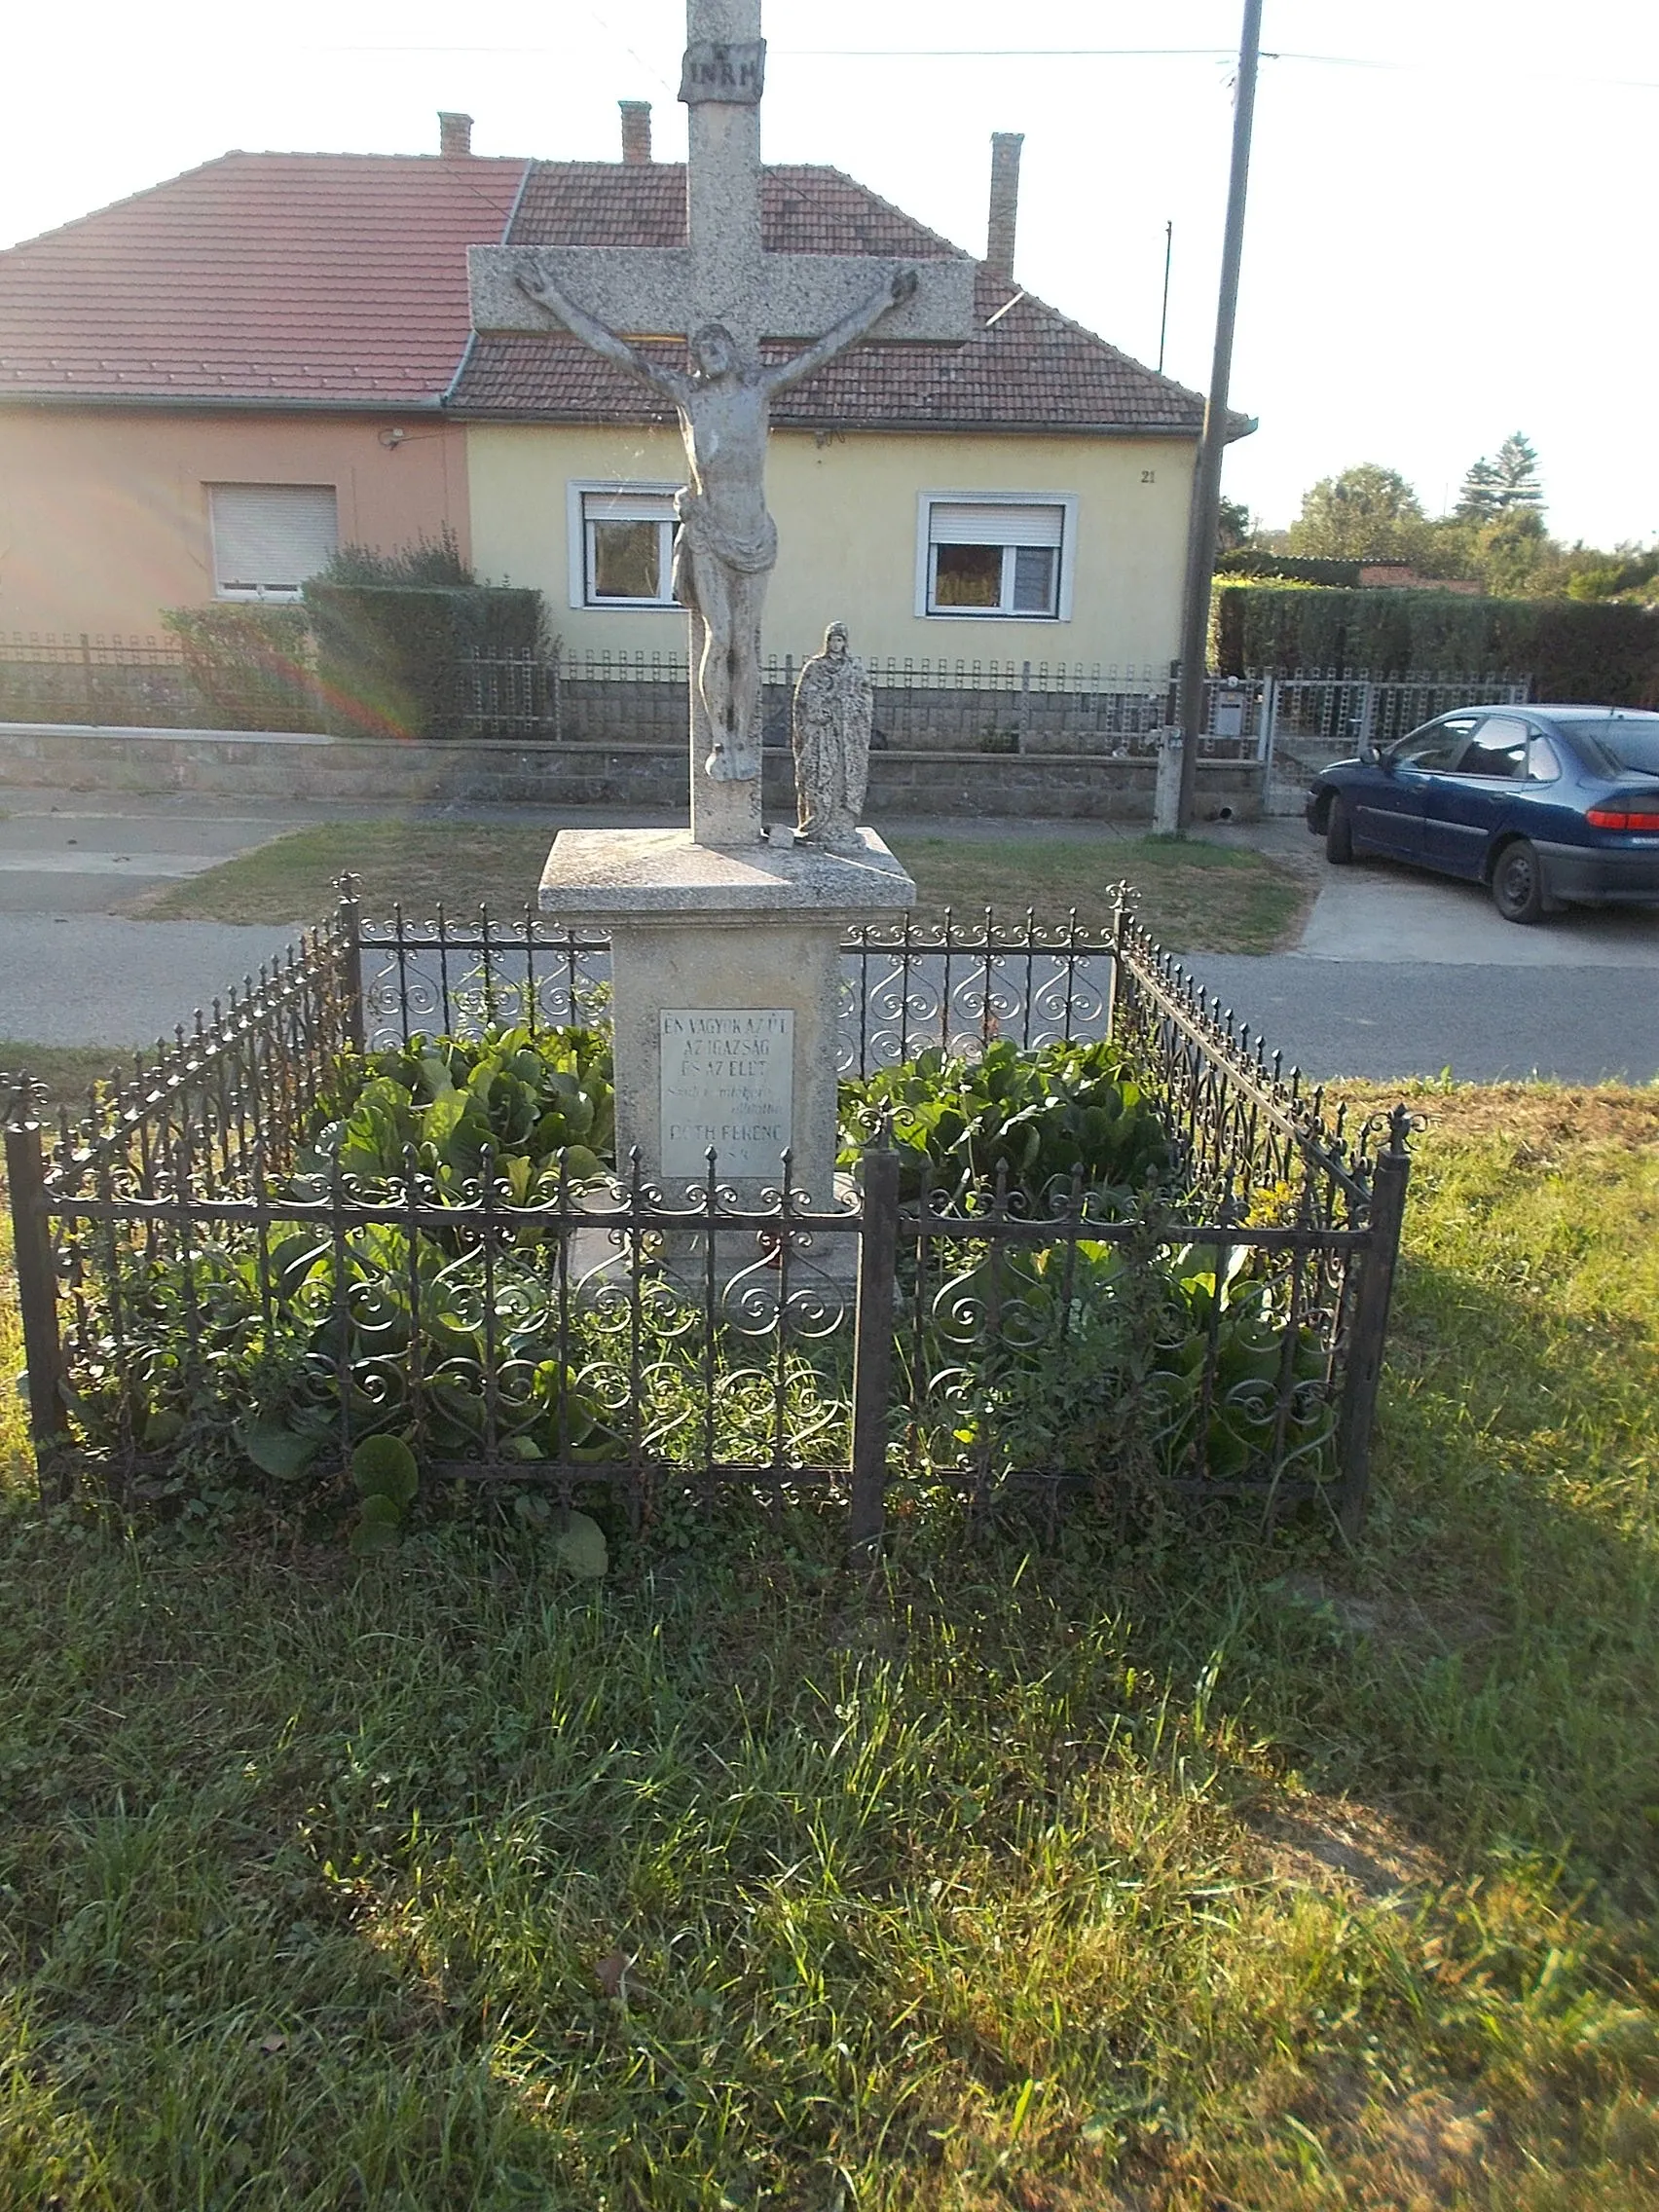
[1253,669,1531,759]
[4,896,1409,1542]
[1,628,1529,777]
[460,645,1267,757]
[0,630,202,728]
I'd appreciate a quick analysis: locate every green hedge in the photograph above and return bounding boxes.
[303,582,546,741]
[1214,551,1366,587]
[1214,585,1659,705]
[159,605,319,731]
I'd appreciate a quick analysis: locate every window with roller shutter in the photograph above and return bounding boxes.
[565,482,682,610]
[208,484,339,602]
[918,495,1077,621]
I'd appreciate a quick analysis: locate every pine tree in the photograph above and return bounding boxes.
[1455,455,1501,520]
[1457,434,1542,520]
[1491,432,1543,512]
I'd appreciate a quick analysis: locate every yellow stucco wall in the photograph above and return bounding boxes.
[0,408,472,639]
[465,424,1195,678]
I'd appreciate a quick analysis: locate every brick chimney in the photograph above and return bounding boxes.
[986,131,1024,284]
[619,100,652,165]
[438,112,474,158]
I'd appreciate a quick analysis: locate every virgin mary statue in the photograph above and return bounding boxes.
[791,623,874,852]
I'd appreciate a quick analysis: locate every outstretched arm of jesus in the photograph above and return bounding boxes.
[761,267,920,396]
[514,260,688,402]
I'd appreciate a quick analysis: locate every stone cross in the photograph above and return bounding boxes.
[469,0,974,849]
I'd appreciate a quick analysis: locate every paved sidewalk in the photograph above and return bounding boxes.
[0,916,313,1048]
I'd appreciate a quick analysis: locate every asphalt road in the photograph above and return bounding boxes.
[1183,956,1658,1084]
[1,795,1654,1082]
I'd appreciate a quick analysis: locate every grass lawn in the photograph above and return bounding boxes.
[0,1043,140,1116]
[138,820,1311,953]
[3,1082,1658,2206]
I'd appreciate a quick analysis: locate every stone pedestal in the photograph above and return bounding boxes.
[539,826,914,1215]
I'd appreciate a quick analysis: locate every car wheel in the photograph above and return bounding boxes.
[1491,837,1545,924]
[1325,794,1354,865]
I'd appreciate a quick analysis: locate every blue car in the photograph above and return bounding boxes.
[1305,704,1659,923]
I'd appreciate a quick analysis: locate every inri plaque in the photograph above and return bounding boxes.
[660,1008,793,1178]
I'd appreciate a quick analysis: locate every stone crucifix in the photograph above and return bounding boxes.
[469,0,974,848]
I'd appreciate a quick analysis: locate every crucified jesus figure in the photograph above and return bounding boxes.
[516,261,918,782]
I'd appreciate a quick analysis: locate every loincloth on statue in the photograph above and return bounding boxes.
[673,489,779,584]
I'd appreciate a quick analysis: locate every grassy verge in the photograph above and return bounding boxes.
[3,1082,1657,2207]
[898,833,1307,951]
[0,1042,138,1113]
[137,821,1311,952]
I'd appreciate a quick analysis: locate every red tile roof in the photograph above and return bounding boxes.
[0,153,526,405]
[0,151,1235,439]
[452,162,1215,436]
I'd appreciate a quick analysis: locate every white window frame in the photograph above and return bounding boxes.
[207,483,339,603]
[566,479,681,612]
[914,491,1078,622]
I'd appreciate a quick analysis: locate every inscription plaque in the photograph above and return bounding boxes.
[679,38,766,103]
[661,1008,793,1178]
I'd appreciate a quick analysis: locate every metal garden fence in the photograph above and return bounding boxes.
[461,645,1263,757]
[1,629,1529,778]
[4,895,1410,1544]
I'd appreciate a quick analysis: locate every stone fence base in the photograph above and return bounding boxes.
[0,721,1262,823]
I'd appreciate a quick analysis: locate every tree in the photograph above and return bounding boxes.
[1285,464,1426,561]
[1216,497,1252,555]
[1456,433,1543,520]
[1455,456,1502,520]
[1474,507,1551,598]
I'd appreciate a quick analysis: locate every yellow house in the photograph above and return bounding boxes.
[0,108,1240,686]
[454,123,1234,682]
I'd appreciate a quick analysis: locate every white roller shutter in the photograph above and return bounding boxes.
[583,488,678,525]
[928,500,1065,548]
[209,484,339,598]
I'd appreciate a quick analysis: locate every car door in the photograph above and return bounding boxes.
[1359,717,1476,861]
[1423,714,1531,877]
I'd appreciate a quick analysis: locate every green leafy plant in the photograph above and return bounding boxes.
[296,1023,614,1204]
[841,1037,1171,1205]
[349,1432,419,1554]
[75,1033,1337,1532]
[549,1508,608,1578]
[922,1231,1333,1489]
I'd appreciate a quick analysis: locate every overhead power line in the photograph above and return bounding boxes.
[299,41,1659,91]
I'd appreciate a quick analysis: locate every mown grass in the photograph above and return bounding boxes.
[898,835,1307,951]
[0,1041,136,1114]
[137,820,1310,952]
[2,1081,1658,2207]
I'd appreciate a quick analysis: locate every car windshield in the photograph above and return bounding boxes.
[1558,713,1659,778]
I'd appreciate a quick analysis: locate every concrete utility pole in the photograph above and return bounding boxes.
[1172,0,1262,834]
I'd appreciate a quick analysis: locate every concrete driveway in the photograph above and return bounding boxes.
[1178,836,1659,1083]
[1297,851,1659,966]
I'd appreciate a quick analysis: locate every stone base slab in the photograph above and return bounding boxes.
[537,823,915,923]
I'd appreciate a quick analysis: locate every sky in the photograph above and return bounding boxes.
[4,0,1655,550]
